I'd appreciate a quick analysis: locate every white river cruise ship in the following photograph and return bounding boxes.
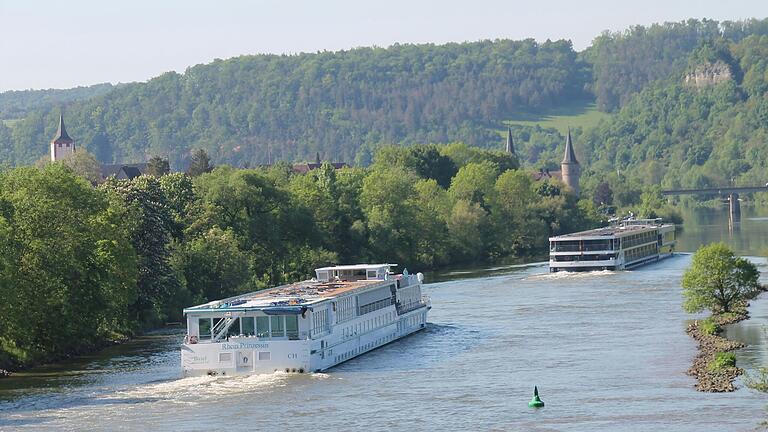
[181,264,429,376]
[549,218,676,272]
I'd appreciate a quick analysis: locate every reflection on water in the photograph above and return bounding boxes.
[676,205,768,255]
[0,207,767,431]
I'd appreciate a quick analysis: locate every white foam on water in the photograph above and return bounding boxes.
[310,372,331,380]
[524,269,617,281]
[103,371,291,404]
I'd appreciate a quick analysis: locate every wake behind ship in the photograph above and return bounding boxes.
[549,218,676,272]
[181,264,430,377]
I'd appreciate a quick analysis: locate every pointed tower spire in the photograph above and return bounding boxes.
[50,112,75,162]
[560,127,581,195]
[505,127,515,155]
[52,113,73,144]
[561,128,578,164]
[315,151,321,165]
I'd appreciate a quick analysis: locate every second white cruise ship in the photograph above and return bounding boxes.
[549,218,676,272]
[181,264,429,377]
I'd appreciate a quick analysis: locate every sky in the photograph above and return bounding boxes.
[1,0,767,92]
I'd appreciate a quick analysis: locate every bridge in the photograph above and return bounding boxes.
[661,185,768,217]
[660,186,768,196]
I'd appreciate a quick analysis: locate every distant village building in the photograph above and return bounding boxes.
[530,128,581,195]
[291,152,348,173]
[99,163,147,181]
[50,114,75,161]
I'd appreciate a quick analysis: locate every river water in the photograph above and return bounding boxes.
[1,207,767,431]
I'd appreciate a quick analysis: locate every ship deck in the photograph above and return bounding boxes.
[184,278,385,313]
[550,224,663,240]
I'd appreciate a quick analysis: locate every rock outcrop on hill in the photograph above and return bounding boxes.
[684,61,733,88]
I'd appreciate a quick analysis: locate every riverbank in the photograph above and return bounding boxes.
[686,305,749,392]
[0,334,129,378]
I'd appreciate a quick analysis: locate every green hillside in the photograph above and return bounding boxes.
[0,39,589,168]
[1,18,768,180]
[0,83,114,120]
[504,101,609,135]
[580,35,768,205]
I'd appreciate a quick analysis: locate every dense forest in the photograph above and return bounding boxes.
[583,18,768,111]
[579,33,768,204]
[0,144,599,370]
[2,19,768,175]
[0,39,589,168]
[0,83,114,120]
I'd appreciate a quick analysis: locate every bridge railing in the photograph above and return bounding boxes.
[661,186,768,196]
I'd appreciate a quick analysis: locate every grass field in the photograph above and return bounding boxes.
[2,119,21,127]
[503,100,609,135]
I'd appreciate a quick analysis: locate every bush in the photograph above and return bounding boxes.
[719,312,741,322]
[708,352,737,371]
[700,317,721,335]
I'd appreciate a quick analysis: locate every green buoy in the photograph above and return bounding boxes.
[528,386,545,408]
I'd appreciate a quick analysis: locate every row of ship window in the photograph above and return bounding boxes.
[550,232,660,253]
[552,254,616,262]
[340,312,396,339]
[397,286,420,310]
[400,314,423,330]
[198,315,299,340]
[550,239,618,252]
[218,351,271,363]
[332,293,395,327]
[334,296,356,323]
[333,332,399,364]
[623,231,660,249]
[625,243,658,262]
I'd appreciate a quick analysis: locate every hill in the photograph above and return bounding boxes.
[2,18,768,175]
[579,34,768,204]
[0,83,114,120]
[0,39,588,168]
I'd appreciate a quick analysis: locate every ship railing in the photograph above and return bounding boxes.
[397,274,420,289]
[212,316,238,341]
[186,330,309,345]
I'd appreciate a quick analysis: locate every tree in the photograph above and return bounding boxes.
[593,182,613,206]
[448,161,499,209]
[0,164,137,365]
[174,227,251,303]
[360,167,421,265]
[101,175,180,325]
[682,243,762,313]
[491,170,542,255]
[187,149,213,177]
[410,145,458,189]
[60,150,102,184]
[447,199,487,260]
[146,156,170,177]
[158,173,196,239]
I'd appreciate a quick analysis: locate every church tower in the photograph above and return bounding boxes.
[560,128,580,195]
[505,126,515,155]
[50,113,75,162]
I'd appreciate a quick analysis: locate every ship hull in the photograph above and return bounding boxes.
[181,305,429,377]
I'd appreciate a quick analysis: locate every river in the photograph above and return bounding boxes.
[1,206,767,431]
